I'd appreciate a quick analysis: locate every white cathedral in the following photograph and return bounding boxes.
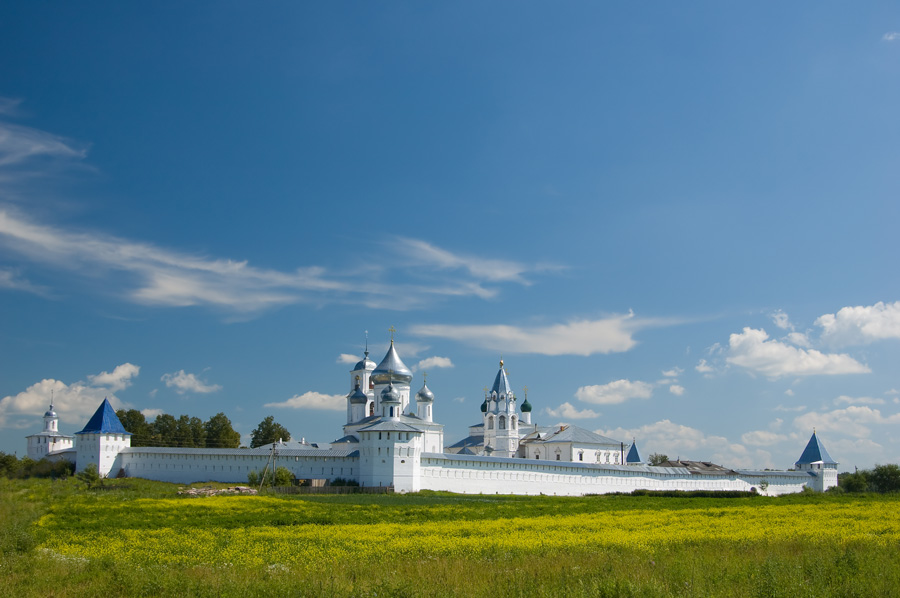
[27,339,838,495]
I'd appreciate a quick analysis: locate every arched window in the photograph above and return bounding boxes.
[369,403,375,416]
[499,416,506,430]
[511,416,517,429]
[487,416,494,430]
[578,452,584,462]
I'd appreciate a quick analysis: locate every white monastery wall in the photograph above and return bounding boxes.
[119,448,358,485]
[417,454,812,496]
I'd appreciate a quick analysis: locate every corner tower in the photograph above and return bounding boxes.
[795,430,838,491]
[75,398,131,477]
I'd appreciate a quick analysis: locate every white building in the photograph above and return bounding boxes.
[28,341,838,495]
[25,401,73,460]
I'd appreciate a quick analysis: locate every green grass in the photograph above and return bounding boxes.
[2,477,899,597]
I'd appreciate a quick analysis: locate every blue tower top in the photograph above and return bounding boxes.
[795,431,836,465]
[76,398,130,435]
[626,439,644,464]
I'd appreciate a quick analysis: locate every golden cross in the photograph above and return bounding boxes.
[388,325,396,341]
[423,372,428,383]
[523,385,528,398]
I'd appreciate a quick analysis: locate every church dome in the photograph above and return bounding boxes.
[44,404,57,418]
[381,382,401,404]
[348,384,368,404]
[520,398,532,413]
[480,398,488,413]
[353,351,376,372]
[416,383,434,403]
[371,342,413,385]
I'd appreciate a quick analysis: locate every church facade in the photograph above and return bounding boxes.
[28,341,838,495]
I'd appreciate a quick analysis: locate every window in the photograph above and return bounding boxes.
[487,416,494,430]
[499,416,506,430]
[556,454,561,461]
[579,452,584,462]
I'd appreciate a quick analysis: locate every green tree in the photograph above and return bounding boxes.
[76,463,101,488]
[250,416,290,448]
[870,464,900,493]
[839,470,870,493]
[174,415,207,448]
[0,452,19,478]
[117,409,152,447]
[205,412,241,448]
[648,453,669,466]
[274,466,294,487]
[151,413,178,446]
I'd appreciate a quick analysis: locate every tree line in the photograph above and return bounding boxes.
[116,410,291,449]
[837,464,900,493]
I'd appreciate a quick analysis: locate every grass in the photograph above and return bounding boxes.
[2,477,899,597]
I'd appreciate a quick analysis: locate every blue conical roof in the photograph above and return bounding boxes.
[626,440,643,464]
[491,360,512,397]
[76,398,130,435]
[796,432,836,465]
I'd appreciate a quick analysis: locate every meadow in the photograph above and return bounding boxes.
[2,477,899,597]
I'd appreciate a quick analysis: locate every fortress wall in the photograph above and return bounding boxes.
[418,454,812,496]
[119,450,357,485]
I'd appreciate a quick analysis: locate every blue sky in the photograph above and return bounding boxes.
[2,3,899,470]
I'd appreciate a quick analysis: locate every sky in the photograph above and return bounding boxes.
[1,2,899,471]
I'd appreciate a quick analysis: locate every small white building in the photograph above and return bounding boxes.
[26,402,74,460]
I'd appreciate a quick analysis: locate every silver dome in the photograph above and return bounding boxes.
[381,382,401,404]
[416,383,434,402]
[371,342,413,385]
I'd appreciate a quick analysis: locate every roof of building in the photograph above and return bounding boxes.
[446,434,484,449]
[331,435,360,444]
[521,425,621,446]
[491,360,513,397]
[796,431,837,465]
[121,446,359,458]
[76,399,130,435]
[358,420,425,433]
[371,341,413,385]
[626,440,643,464]
[657,460,736,474]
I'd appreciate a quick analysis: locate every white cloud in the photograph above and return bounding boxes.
[160,370,221,394]
[599,420,771,469]
[661,367,683,378]
[834,395,885,406]
[794,406,900,439]
[452,396,466,403]
[784,389,795,397]
[88,363,140,392]
[669,384,685,396]
[775,404,806,412]
[264,391,346,411]
[575,379,654,405]
[0,119,87,169]
[741,430,787,446]
[726,327,870,378]
[141,408,164,419]
[771,310,792,330]
[413,356,454,372]
[337,354,360,365]
[884,32,900,41]
[695,359,714,375]
[0,364,136,427]
[412,312,657,356]
[544,402,601,420]
[816,301,900,347]
[784,332,811,348]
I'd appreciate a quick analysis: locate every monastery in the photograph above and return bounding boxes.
[27,340,839,495]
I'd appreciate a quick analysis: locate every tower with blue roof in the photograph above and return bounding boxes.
[75,398,131,477]
[795,430,838,491]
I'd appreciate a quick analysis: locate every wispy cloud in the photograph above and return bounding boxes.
[575,379,654,405]
[412,356,454,372]
[393,238,558,286]
[264,391,346,411]
[883,32,900,41]
[545,402,601,419]
[411,312,665,356]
